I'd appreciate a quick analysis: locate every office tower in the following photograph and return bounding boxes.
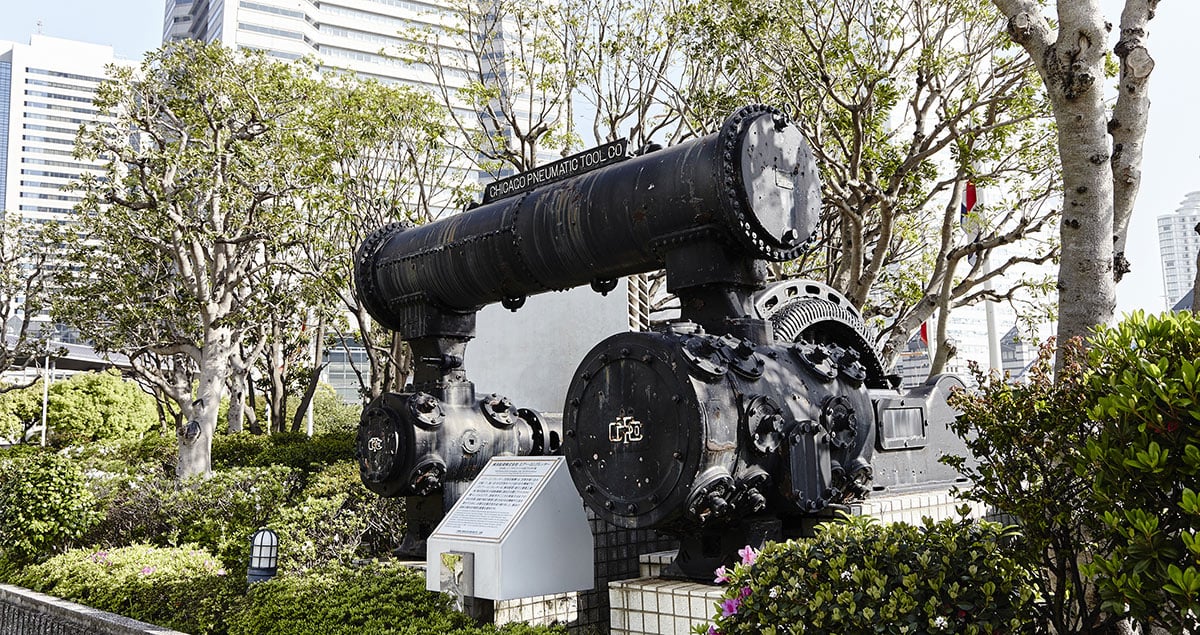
[0,36,128,228]
[165,0,485,94]
[1158,191,1200,309]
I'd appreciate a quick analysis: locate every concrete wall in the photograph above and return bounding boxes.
[0,583,187,635]
[469,280,630,414]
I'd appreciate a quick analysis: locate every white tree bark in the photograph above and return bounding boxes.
[991,0,1157,346]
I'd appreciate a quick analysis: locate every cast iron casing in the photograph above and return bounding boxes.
[357,390,560,498]
[562,323,876,532]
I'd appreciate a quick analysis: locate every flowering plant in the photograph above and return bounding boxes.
[694,514,1039,634]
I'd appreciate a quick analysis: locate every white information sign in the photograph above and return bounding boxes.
[426,456,594,600]
[432,458,555,542]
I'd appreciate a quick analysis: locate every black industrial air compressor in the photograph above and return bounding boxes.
[353,104,967,576]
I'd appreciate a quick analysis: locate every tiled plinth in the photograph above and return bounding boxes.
[848,489,990,525]
[495,593,578,627]
[610,488,988,634]
[608,577,721,635]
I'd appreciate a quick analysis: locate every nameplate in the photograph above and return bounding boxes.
[482,139,629,203]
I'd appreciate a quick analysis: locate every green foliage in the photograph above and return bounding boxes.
[0,382,42,442]
[5,544,243,635]
[159,466,305,570]
[82,465,304,571]
[1083,311,1200,633]
[212,430,354,471]
[211,432,272,469]
[697,515,1039,635]
[0,372,157,447]
[946,341,1113,633]
[226,561,564,635]
[311,383,361,435]
[252,431,354,471]
[272,460,405,574]
[45,371,158,446]
[0,452,99,563]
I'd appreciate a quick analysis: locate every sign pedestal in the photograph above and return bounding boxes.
[426,456,593,602]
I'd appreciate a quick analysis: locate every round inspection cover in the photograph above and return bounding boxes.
[357,402,409,487]
[564,337,702,528]
[737,113,821,251]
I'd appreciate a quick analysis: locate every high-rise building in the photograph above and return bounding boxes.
[0,36,128,228]
[1158,191,1200,309]
[164,0,475,95]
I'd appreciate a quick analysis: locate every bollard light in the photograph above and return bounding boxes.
[247,527,279,583]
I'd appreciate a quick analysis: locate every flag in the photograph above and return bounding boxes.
[919,321,929,347]
[961,181,979,265]
[960,181,977,226]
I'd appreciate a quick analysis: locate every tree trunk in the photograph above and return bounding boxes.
[267,322,288,433]
[247,378,262,435]
[176,326,232,477]
[291,318,326,433]
[226,372,245,434]
[1045,10,1118,348]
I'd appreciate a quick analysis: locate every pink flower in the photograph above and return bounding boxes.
[216,569,227,577]
[738,545,758,566]
[707,626,720,635]
[714,565,730,584]
[721,597,740,617]
[740,586,752,599]
[139,566,155,576]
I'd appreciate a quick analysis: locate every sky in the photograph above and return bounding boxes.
[1,0,1198,316]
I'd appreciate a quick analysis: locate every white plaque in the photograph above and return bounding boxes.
[426,456,594,600]
[432,457,556,542]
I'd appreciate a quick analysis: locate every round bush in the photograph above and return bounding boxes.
[699,515,1039,635]
[46,370,158,446]
[0,452,99,564]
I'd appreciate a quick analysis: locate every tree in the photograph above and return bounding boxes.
[686,0,1060,367]
[0,218,61,393]
[987,0,1158,347]
[60,41,321,476]
[299,75,468,401]
[399,0,572,174]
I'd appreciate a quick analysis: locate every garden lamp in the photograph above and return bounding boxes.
[247,527,279,583]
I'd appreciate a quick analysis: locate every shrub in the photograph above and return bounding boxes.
[212,432,271,469]
[5,544,243,635]
[251,431,355,471]
[1084,311,1200,632]
[226,561,564,635]
[0,382,40,442]
[946,341,1115,633]
[0,452,99,563]
[272,461,406,574]
[311,383,361,434]
[159,465,305,570]
[697,514,1039,635]
[45,371,157,446]
[113,431,179,476]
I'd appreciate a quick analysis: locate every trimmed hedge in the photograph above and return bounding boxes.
[227,561,564,635]
[5,544,242,635]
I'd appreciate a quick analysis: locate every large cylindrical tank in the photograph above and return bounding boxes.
[354,105,821,332]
